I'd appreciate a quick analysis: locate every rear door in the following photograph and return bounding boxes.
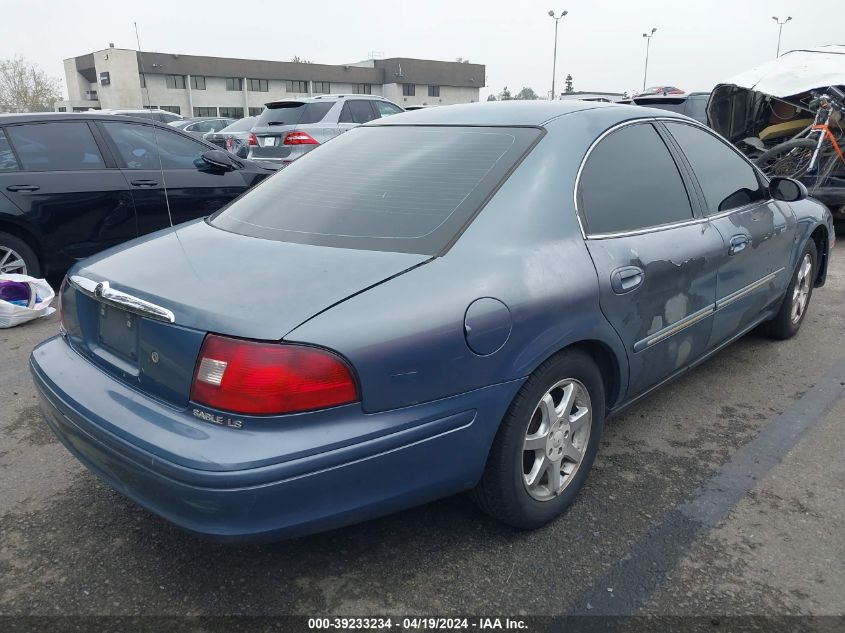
[662,120,797,346]
[578,121,724,398]
[337,100,378,135]
[0,120,136,270]
[98,120,250,233]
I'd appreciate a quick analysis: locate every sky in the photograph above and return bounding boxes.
[2,0,842,100]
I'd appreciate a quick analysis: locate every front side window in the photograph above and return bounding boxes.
[226,78,243,92]
[165,75,186,89]
[402,84,415,96]
[664,121,765,214]
[578,122,693,235]
[248,78,269,92]
[211,126,542,254]
[191,76,206,90]
[102,122,206,170]
[375,101,403,117]
[428,85,440,97]
[0,130,20,171]
[6,122,105,171]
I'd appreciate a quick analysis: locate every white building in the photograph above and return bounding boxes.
[58,47,485,116]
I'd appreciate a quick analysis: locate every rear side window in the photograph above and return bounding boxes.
[578,122,693,235]
[6,122,105,171]
[664,122,765,214]
[257,102,333,126]
[0,130,20,171]
[102,121,207,169]
[344,101,377,124]
[211,126,542,254]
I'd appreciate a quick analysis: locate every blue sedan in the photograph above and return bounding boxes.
[31,101,834,540]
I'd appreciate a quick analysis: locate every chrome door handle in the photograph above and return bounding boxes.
[611,266,645,294]
[729,234,750,255]
[130,179,158,187]
[6,184,40,192]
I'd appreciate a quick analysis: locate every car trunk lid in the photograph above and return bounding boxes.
[60,219,430,407]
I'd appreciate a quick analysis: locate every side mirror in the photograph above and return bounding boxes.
[200,150,236,171]
[769,177,807,202]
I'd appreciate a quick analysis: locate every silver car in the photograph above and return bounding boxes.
[248,95,404,165]
[169,117,236,138]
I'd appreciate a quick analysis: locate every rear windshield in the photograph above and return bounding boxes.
[210,125,541,254]
[257,102,334,126]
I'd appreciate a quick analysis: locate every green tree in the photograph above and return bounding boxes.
[514,86,539,100]
[290,56,313,64]
[0,57,61,112]
[486,94,497,101]
[498,86,512,101]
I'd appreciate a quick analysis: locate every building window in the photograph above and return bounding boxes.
[160,106,181,114]
[218,107,244,119]
[194,107,218,117]
[353,84,372,95]
[191,76,206,90]
[248,78,269,92]
[402,84,415,96]
[428,85,440,97]
[165,75,186,89]
[286,80,308,93]
[248,107,264,116]
[313,81,330,94]
[139,73,146,88]
[143,106,159,110]
[226,77,243,91]
[57,107,67,112]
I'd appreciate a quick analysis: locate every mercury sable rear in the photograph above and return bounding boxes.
[31,101,832,540]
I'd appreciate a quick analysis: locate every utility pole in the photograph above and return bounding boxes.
[642,27,657,93]
[548,10,568,100]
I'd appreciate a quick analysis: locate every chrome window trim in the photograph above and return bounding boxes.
[574,116,775,240]
[715,268,784,311]
[633,304,715,353]
[69,275,176,324]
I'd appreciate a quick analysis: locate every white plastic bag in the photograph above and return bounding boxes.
[0,274,56,328]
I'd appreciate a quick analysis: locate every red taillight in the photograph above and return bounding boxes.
[283,131,319,145]
[248,132,258,146]
[190,335,357,415]
[225,137,234,151]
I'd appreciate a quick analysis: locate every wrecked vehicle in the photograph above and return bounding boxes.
[708,45,845,230]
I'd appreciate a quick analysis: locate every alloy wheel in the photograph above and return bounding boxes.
[522,378,592,501]
[790,253,813,324]
[0,246,27,275]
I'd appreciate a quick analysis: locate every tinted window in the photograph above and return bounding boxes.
[6,122,105,171]
[0,130,20,171]
[578,123,692,234]
[257,102,333,126]
[665,122,765,214]
[375,101,403,117]
[686,96,708,123]
[211,126,541,254]
[348,100,376,124]
[102,122,206,170]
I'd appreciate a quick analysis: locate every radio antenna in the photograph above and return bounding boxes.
[134,21,174,228]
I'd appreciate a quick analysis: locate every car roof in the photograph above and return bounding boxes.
[263,94,397,107]
[367,100,690,127]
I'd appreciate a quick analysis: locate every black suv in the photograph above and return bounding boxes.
[0,113,276,277]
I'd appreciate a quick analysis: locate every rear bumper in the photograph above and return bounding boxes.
[31,335,520,541]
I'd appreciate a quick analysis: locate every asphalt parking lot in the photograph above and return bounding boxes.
[1,245,843,621]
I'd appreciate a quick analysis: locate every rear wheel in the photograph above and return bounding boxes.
[0,231,40,277]
[472,350,604,529]
[755,138,818,178]
[760,240,817,340]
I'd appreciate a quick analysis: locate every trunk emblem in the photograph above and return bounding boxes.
[150,351,160,364]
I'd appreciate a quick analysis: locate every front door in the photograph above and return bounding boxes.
[0,121,136,270]
[97,120,249,234]
[661,121,798,345]
[578,121,722,398]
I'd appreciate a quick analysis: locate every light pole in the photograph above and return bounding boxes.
[548,10,568,100]
[772,16,792,57]
[642,27,657,93]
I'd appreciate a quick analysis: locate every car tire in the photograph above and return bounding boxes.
[760,239,818,340]
[471,349,605,529]
[0,231,41,277]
